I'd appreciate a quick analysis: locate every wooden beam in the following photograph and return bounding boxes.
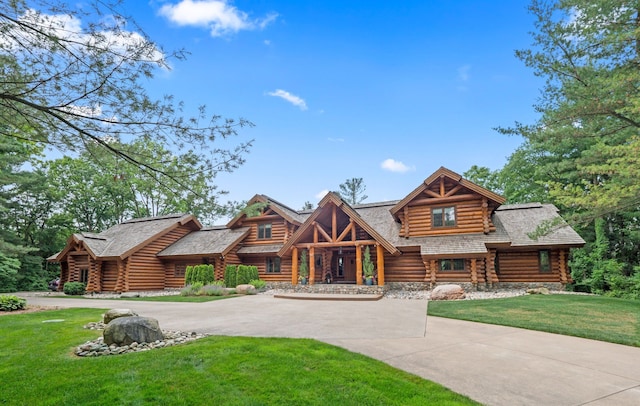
[293,240,378,249]
[424,189,441,198]
[444,184,462,197]
[332,205,337,241]
[292,247,298,285]
[309,246,315,285]
[242,214,281,222]
[408,194,478,206]
[314,221,333,243]
[336,221,353,242]
[351,222,356,241]
[439,176,445,196]
[313,223,318,243]
[376,244,385,286]
[356,245,362,285]
[471,258,478,286]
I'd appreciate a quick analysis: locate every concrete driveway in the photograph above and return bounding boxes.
[20,293,640,406]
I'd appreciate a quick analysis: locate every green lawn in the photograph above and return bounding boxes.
[427,294,640,347]
[0,309,478,405]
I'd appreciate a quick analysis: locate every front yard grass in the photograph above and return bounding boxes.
[427,294,640,347]
[0,308,478,405]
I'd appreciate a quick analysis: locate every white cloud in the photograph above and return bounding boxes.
[159,0,278,37]
[1,9,164,63]
[267,89,308,110]
[457,64,471,82]
[381,158,413,173]
[315,189,329,199]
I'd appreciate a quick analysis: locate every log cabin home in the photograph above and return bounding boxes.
[50,167,585,292]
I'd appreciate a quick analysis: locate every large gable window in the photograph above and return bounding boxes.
[432,206,456,228]
[258,223,272,239]
[266,257,280,273]
[440,259,465,271]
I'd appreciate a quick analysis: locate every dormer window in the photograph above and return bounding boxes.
[432,206,456,228]
[258,223,272,239]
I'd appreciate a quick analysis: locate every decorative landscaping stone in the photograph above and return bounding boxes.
[76,329,207,357]
[103,308,138,324]
[235,284,256,295]
[103,316,163,346]
[430,284,466,300]
[526,287,550,295]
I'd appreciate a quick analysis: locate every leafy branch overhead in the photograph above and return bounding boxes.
[0,0,254,190]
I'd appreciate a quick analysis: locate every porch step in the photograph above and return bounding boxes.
[274,293,383,301]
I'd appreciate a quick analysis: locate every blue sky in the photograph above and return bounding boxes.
[122,1,542,212]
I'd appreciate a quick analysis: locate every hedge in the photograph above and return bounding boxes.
[184,264,214,286]
[224,265,258,288]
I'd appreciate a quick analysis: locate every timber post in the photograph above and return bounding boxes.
[292,247,298,285]
[376,244,385,286]
[309,246,315,285]
[356,244,363,285]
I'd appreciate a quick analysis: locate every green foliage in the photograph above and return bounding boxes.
[63,282,86,296]
[237,265,258,285]
[181,282,226,297]
[362,246,375,278]
[224,265,258,287]
[0,295,26,311]
[224,265,237,288]
[299,250,309,279]
[249,279,266,289]
[200,285,227,296]
[338,177,368,205]
[0,253,20,293]
[184,264,214,286]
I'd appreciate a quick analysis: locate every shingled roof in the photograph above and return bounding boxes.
[157,226,250,257]
[494,203,585,247]
[50,214,201,261]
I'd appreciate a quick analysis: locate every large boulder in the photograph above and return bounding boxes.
[235,284,256,295]
[103,308,138,324]
[103,316,163,346]
[527,287,550,295]
[430,284,466,301]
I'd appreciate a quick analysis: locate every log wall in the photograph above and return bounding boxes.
[384,247,426,282]
[239,255,292,282]
[101,261,119,291]
[496,250,562,282]
[242,219,288,245]
[404,198,495,237]
[126,225,192,291]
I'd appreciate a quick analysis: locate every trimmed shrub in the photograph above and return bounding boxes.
[249,279,266,289]
[225,265,238,288]
[0,295,27,311]
[63,282,85,296]
[184,264,215,286]
[184,265,195,286]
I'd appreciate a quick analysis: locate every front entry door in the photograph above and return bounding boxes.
[342,254,356,283]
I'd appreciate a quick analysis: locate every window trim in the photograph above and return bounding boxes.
[432,205,457,228]
[174,262,187,278]
[266,257,281,273]
[539,250,551,273]
[439,258,466,271]
[79,269,89,283]
[257,223,272,239]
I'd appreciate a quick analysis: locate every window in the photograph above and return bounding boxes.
[337,256,344,277]
[266,257,281,273]
[258,223,272,239]
[539,250,551,273]
[175,263,186,277]
[79,269,89,283]
[440,259,465,271]
[432,206,456,228]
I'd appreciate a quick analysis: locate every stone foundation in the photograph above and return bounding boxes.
[493,282,566,291]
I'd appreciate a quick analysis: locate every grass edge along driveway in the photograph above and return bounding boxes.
[427,294,640,347]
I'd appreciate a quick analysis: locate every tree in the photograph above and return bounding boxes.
[338,178,368,205]
[499,0,640,218]
[0,0,253,193]
[301,201,314,210]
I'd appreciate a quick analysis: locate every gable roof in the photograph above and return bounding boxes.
[49,214,202,261]
[278,192,400,256]
[494,203,585,247]
[390,166,506,218]
[226,194,305,228]
[157,226,250,257]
